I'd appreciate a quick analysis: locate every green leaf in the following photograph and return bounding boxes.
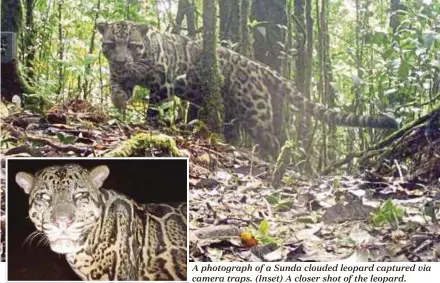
[108,119,118,125]
[84,54,98,65]
[264,194,279,205]
[57,133,78,145]
[398,61,411,78]
[248,20,261,28]
[258,219,270,236]
[31,141,44,147]
[371,200,404,228]
[384,88,397,95]
[276,200,293,212]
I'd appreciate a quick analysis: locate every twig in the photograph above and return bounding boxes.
[26,135,90,154]
[250,144,258,176]
[393,159,403,182]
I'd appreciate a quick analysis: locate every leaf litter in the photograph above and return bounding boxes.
[1,100,440,263]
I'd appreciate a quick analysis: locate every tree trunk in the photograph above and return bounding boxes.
[317,0,337,170]
[1,0,33,101]
[56,0,65,96]
[251,0,287,71]
[251,0,287,146]
[282,0,293,78]
[294,0,307,154]
[389,0,401,33]
[292,0,313,171]
[219,0,240,42]
[239,0,252,57]
[83,0,101,99]
[354,0,370,153]
[173,0,198,121]
[304,0,313,126]
[24,0,36,82]
[199,0,224,133]
[172,0,197,38]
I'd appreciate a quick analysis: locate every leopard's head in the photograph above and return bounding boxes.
[15,164,109,254]
[97,20,151,71]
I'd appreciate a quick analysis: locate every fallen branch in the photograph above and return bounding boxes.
[5,124,90,154]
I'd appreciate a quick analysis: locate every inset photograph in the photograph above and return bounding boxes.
[7,158,188,281]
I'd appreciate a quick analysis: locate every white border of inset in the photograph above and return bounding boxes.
[5,156,189,282]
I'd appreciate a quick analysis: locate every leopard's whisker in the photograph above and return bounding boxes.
[38,235,50,248]
[36,234,49,248]
[22,230,45,248]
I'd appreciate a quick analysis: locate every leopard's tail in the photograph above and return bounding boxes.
[289,93,398,129]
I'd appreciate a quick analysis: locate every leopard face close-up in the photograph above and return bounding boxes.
[97,20,398,158]
[15,164,187,281]
[15,164,103,254]
[99,21,149,74]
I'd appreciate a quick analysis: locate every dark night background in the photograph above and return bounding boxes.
[7,158,188,281]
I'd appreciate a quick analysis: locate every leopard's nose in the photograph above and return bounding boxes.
[113,54,127,63]
[51,203,75,229]
[52,215,73,229]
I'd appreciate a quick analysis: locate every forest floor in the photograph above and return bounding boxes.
[1,99,440,263]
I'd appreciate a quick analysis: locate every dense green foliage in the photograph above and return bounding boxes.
[330,0,439,118]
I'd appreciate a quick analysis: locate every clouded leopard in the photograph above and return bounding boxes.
[15,164,187,281]
[97,20,398,157]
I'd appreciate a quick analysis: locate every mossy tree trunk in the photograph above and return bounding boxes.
[24,0,36,82]
[239,0,252,57]
[293,0,314,171]
[349,0,371,171]
[81,0,101,100]
[317,0,337,170]
[199,0,224,134]
[303,0,314,167]
[1,0,33,101]
[56,0,65,95]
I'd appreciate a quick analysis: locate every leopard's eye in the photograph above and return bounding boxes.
[73,192,90,201]
[102,41,115,49]
[128,42,143,49]
[37,193,51,202]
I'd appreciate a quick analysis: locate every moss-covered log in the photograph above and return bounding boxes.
[106,133,184,157]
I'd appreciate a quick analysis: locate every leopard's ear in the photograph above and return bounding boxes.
[16,172,34,195]
[96,22,108,35]
[136,24,150,35]
[89,165,110,188]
